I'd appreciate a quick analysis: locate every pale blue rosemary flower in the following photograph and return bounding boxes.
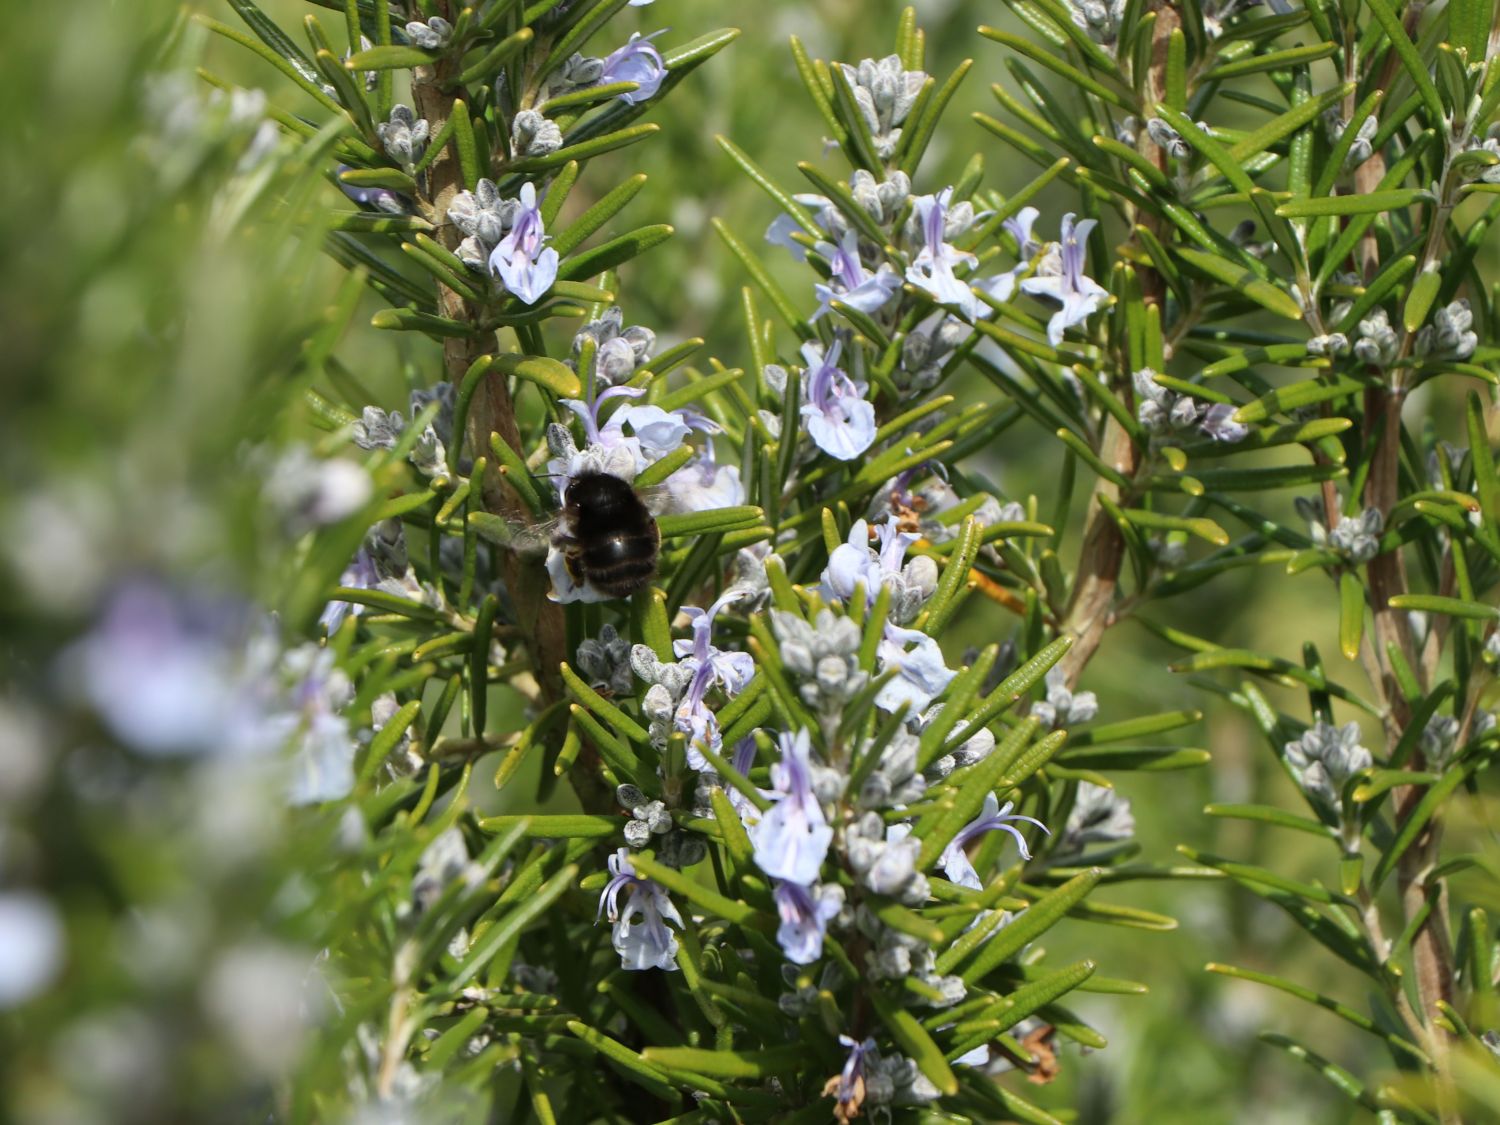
[549,385,713,501]
[272,645,360,806]
[765,192,836,260]
[830,1034,878,1119]
[598,849,682,972]
[672,590,755,769]
[799,338,876,461]
[751,730,834,885]
[67,583,274,759]
[321,520,426,634]
[773,880,844,964]
[906,188,982,319]
[874,624,955,713]
[939,792,1049,888]
[335,163,407,213]
[600,31,666,104]
[664,450,744,512]
[1019,213,1108,345]
[813,230,902,321]
[488,182,558,305]
[820,518,938,624]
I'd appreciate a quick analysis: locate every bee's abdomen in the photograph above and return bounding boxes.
[579,528,658,598]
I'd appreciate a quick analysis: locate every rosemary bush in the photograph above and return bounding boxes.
[3,0,1500,1122]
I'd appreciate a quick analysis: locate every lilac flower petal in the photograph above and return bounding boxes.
[489,182,557,305]
[750,730,833,884]
[874,624,955,712]
[601,32,666,104]
[773,881,840,964]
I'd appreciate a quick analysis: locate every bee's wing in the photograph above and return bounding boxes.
[473,512,563,557]
[636,484,677,518]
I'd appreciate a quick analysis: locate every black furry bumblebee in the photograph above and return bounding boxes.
[553,469,660,599]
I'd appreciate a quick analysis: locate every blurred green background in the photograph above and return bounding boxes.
[4,0,1493,1120]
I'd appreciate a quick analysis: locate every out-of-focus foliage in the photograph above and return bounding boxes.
[3,0,1500,1123]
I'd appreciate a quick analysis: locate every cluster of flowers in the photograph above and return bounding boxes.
[590,502,1137,1114]
[67,581,372,804]
[348,17,668,309]
[1295,494,1385,565]
[761,151,1109,463]
[1132,368,1249,444]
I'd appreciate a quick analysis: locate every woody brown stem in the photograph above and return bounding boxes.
[1059,1,1177,684]
[411,5,608,813]
[1358,340,1455,1120]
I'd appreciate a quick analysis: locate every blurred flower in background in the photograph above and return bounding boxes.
[0,3,366,1118]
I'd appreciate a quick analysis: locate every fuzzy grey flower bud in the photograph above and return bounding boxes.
[455,236,486,271]
[864,834,920,896]
[641,683,675,724]
[657,830,707,869]
[1324,111,1378,172]
[511,109,563,157]
[1353,308,1399,367]
[616,783,647,810]
[1326,507,1384,563]
[412,827,475,912]
[1032,666,1097,728]
[1069,0,1125,44]
[557,52,605,89]
[1146,117,1190,158]
[1307,332,1350,357]
[448,179,515,250]
[377,104,429,167]
[1062,781,1135,851]
[810,764,847,804]
[839,56,926,158]
[1169,395,1200,429]
[1284,720,1372,809]
[629,643,665,685]
[409,425,447,479]
[849,169,914,225]
[1421,714,1461,768]
[578,625,634,696]
[404,17,453,49]
[352,405,404,450]
[1417,298,1478,360]
[571,307,656,386]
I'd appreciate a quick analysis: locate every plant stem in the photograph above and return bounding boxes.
[411,2,608,813]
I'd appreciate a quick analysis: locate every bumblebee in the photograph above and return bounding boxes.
[553,469,660,599]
